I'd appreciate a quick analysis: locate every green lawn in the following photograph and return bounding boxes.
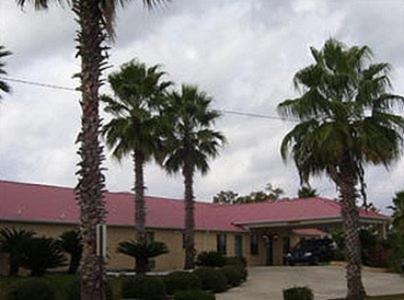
[0,274,123,300]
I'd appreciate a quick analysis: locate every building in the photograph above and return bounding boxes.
[0,180,389,274]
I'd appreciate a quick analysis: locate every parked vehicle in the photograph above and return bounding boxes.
[285,238,336,266]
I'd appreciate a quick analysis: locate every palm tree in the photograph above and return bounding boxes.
[0,227,35,276]
[297,185,318,198]
[161,85,225,269]
[278,39,404,300]
[102,60,171,263]
[117,240,168,273]
[57,230,83,274]
[0,45,12,98]
[16,1,166,298]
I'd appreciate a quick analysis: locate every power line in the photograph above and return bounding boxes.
[1,77,77,92]
[0,76,296,122]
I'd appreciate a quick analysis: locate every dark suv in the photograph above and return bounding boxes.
[285,238,336,266]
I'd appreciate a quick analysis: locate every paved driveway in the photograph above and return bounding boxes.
[217,266,404,300]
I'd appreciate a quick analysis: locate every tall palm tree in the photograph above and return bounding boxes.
[0,45,12,98]
[16,1,165,299]
[278,39,404,300]
[102,60,171,271]
[161,85,225,269]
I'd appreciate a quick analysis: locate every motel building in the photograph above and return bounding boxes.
[0,180,389,275]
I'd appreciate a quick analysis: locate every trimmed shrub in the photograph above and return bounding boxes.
[121,275,166,300]
[196,251,226,267]
[193,267,228,293]
[65,278,113,300]
[174,289,215,300]
[6,278,56,300]
[163,271,201,295]
[224,256,247,268]
[283,286,314,300]
[220,265,243,287]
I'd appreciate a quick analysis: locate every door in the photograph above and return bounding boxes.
[264,236,273,266]
[235,234,243,257]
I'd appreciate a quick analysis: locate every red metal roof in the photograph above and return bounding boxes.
[0,180,389,232]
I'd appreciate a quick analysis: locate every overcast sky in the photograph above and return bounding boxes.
[1,0,404,213]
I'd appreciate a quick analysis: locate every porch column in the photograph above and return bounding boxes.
[377,223,387,240]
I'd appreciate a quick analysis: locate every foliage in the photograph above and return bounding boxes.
[278,38,404,192]
[0,227,35,276]
[6,278,56,300]
[283,286,314,300]
[220,265,243,287]
[117,240,168,273]
[213,190,239,204]
[163,271,202,295]
[64,278,113,300]
[102,60,171,163]
[387,191,404,273]
[57,230,82,274]
[174,289,215,300]
[193,267,228,293]
[21,237,66,276]
[224,256,247,268]
[389,191,404,228]
[297,185,318,198]
[121,276,165,300]
[0,45,11,98]
[195,251,226,267]
[213,182,284,205]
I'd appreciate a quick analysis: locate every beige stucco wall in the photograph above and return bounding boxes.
[0,221,263,272]
[0,221,324,272]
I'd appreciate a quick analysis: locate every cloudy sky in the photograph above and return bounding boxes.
[1,0,404,213]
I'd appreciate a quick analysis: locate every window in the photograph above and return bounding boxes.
[283,236,290,254]
[235,235,243,257]
[250,233,259,255]
[217,233,227,254]
[146,231,154,244]
[182,233,186,249]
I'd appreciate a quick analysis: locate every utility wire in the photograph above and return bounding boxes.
[1,77,77,92]
[0,76,297,122]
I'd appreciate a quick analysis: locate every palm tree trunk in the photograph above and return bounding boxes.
[338,162,366,300]
[183,164,195,270]
[74,0,107,299]
[133,149,147,273]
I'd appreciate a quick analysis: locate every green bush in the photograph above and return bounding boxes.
[163,271,201,295]
[174,289,215,300]
[22,237,66,276]
[64,278,113,300]
[283,286,314,300]
[193,267,228,293]
[224,256,247,268]
[195,251,226,267]
[121,275,166,300]
[6,277,57,300]
[220,265,243,287]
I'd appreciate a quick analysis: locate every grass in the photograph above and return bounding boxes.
[0,274,123,300]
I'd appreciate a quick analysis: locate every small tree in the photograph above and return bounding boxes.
[57,230,83,274]
[22,237,66,276]
[213,191,239,205]
[117,240,168,274]
[0,227,35,276]
[297,185,318,198]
